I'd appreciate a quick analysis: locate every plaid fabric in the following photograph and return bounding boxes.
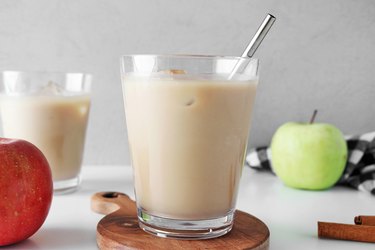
[246,131,375,195]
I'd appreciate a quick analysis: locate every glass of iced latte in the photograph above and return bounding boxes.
[121,55,258,239]
[0,71,91,194]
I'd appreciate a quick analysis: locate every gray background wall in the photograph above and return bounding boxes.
[0,0,374,165]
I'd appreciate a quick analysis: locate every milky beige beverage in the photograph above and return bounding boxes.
[123,76,257,220]
[0,94,90,181]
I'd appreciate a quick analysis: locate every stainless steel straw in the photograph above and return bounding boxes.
[228,14,276,79]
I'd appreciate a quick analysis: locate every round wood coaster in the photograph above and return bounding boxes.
[91,192,270,250]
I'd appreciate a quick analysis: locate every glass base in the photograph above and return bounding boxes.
[53,175,81,195]
[138,208,234,240]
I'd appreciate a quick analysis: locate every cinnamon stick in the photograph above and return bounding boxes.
[318,221,375,243]
[354,216,375,226]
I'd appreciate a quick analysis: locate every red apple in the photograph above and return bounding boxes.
[0,138,53,246]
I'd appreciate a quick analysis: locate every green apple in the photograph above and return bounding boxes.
[270,121,348,190]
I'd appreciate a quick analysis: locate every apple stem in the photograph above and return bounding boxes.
[310,109,318,124]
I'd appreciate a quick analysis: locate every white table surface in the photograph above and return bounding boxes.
[4,165,375,250]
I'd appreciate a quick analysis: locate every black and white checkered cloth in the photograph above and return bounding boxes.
[246,131,375,195]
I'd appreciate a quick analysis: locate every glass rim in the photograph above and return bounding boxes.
[0,70,92,77]
[120,54,258,61]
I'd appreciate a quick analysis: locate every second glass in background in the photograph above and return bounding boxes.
[0,71,91,194]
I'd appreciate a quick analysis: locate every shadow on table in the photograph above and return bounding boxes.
[1,227,96,250]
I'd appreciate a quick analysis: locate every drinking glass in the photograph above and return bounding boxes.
[121,55,258,239]
[0,71,91,194]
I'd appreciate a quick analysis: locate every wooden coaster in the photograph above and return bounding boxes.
[91,192,270,250]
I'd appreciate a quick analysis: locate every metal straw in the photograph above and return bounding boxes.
[228,14,276,79]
